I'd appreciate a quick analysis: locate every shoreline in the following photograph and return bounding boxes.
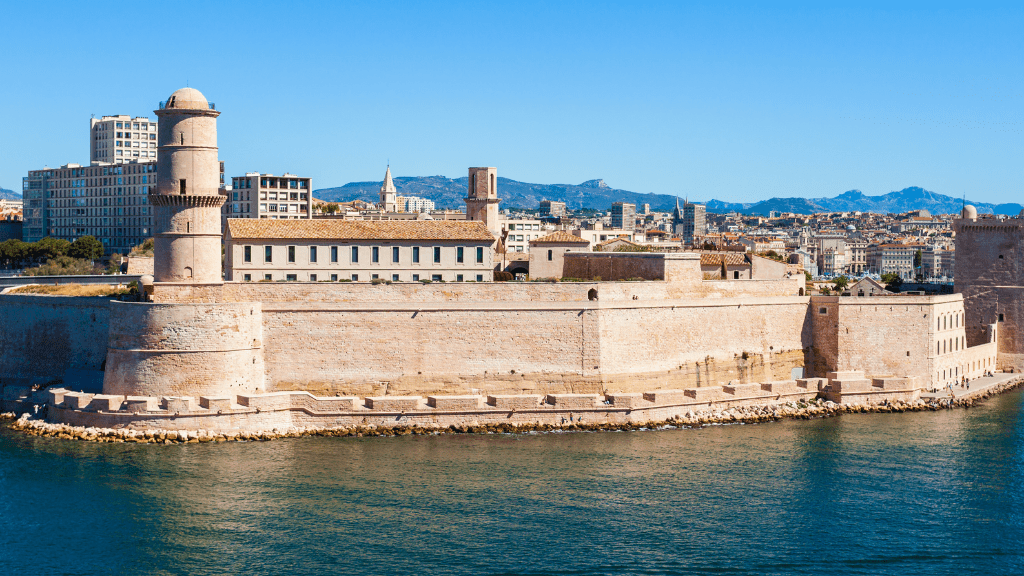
[4,376,1021,444]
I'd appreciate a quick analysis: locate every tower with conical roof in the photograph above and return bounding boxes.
[380,165,397,212]
[152,87,224,283]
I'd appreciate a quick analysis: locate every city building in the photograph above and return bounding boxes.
[465,167,501,237]
[379,166,397,212]
[610,202,636,230]
[539,200,567,218]
[867,244,917,280]
[225,173,312,221]
[22,161,157,251]
[682,200,706,246]
[500,218,545,253]
[397,196,435,212]
[224,219,495,282]
[89,115,158,164]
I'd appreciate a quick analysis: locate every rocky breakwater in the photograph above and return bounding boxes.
[5,377,1023,444]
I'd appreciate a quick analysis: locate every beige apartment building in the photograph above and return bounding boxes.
[90,115,158,163]
[224,173,312,222]
[225,219,496,282]
[501,218,546,252]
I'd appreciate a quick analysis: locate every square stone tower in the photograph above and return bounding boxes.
[465,167,500,237]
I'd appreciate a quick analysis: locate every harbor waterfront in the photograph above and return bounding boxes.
[3,388,1024,576]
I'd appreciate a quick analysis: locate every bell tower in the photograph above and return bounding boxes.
[151,87,224,283]
[465,166,500,236]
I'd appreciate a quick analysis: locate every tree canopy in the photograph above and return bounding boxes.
[68,235,104,260]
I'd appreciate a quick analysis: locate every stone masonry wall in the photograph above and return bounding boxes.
[0,295,111,385]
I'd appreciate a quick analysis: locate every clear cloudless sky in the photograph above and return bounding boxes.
[1,0,1022,203]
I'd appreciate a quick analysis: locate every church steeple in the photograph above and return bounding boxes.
[380,165,397,212]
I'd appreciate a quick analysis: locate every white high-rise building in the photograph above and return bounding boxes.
[90,115,158,164]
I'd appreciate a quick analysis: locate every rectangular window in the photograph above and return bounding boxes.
[477,247,484,263]
[309,246,317,263]
[351,246,359,263]
[351,274,359,281]
[433,247,441,263]
[476,274,483,282]
[371,274,379,280]
[412,247,420,263]
[243,274,251,282]
[412,274,420,281]
[286,274,297,281]
[393,246,400,262]
[392,274,400,282]
[457,247,464,263]
[310,274,317,281]
[264,274,272,281]
[330,274,338,281]
[264,246,272,262]
[244,245,252,262]
[288,246,296,263]
[457,274,464,282]
[432,274,442,281]
[331,246,338,262]
[372,246,379,263]
[819,307,827,315]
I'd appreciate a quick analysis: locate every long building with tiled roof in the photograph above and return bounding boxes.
[225,218,496,283]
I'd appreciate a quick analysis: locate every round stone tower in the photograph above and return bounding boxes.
[152,87,224,283]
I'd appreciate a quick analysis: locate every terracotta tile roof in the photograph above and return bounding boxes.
[595,237,640,248]
[530,230,591,245]
[699,252,749,266]
[226,218,495,241]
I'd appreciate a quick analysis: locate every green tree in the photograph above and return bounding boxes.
[832,275,850,291]
[914,249,922,270]
[23,256,99,276]
[0,239,29,267]
[68,235,104,260]
[804,271,812,282]
[33,237,71,260]
[881,272,903,293]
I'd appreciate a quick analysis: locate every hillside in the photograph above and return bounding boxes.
[315,176,1023,216]
[0,187,20,200]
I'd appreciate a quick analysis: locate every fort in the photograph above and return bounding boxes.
[1,87,1021,437]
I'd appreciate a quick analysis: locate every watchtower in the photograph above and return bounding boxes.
[151,87,224,283]
[465,167,500,237]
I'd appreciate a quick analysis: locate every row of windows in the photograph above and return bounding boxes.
[245,245,486,265]
[242,272,485,282]
[938,312,963,330]
[938,337,965,355]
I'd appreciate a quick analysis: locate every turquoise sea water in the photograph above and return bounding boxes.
[2,392,1024,576]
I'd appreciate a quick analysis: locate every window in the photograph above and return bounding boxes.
[288,246,296,263]
[351,274,359,281]
[733,271,739,279]
[413,247,420,263]
[372,247,379,263]
[331,246,338,262]
[819,307,827,315]
[547,249,553,261]
[264,274,272,281]
[309,246,317,263]
[264,246,273,262]
[286,274,297,281]
[433,247,441,263]
[457,274,464,282]
[477,247,484,264]
[476,274,483,282]
[330,274,338,281]
[371,274,379,280]
[432,274,442,281]
[392,274,400,282]
[310,274,317,281]
[393,246,400,262]
[412,274,420,281]
[244,246,252,262]
[243,274,251,282]
[351,246,359,263]
[999,314,1005,322]
[179,179,186,195]
[457,247,464,263]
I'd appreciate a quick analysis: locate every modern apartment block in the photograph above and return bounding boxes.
[89,115,158,163]
[539,200,567,218]
[610,202,636,230]
[22,161,156,252]
[224,173,312,222]
[500,218,546,253]
[682,201,707,246]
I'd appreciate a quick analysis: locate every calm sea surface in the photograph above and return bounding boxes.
[3,391,1024,576]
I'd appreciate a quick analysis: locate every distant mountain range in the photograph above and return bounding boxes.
[314,177,1023,216]
[0,188,20,200]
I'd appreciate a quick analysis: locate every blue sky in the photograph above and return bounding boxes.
[1,1,1022,203]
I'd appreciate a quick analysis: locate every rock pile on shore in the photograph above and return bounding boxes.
[2,376,1020,444]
